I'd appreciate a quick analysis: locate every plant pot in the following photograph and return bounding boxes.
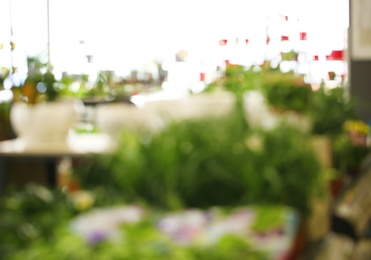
[10,101,78,148]
[95,102,163,144]
[310,135,333,168]
[145,91,236,123]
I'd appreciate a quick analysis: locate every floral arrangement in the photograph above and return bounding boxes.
[333,120,370,174]
[0,183,298,260]
[343,120,369,147]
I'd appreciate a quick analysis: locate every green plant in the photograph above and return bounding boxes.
[3,205,268,260]
[0,67,15,140]
[11,56,60,104]
[280,50,298,61]
[261,71,312,113]
[0,184,75,257]
[205,64,263,106]
[308,85,357,137]
[0,67,10,90]
[77,104,321,214]
[2,185,294,260]
[332,120,370,174]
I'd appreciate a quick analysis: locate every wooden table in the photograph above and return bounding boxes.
[0,133,114,193]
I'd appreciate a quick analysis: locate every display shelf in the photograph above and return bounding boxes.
[0,133,114,193]
[331,155,371,240]
[307,154,371,258]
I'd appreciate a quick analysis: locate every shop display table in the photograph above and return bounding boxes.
[0,133,114,193]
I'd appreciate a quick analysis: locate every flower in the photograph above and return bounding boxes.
[343,120,369,147]
[70,205,145,243]
[343,120,369,135]
[70,190,95,211]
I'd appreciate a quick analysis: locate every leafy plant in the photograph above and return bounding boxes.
[307,85,357,137]
[77,104,321,214]
[0,67,10,89]
[332,120,370,174]
[205,64,263,107]
[5,210,267,260]
[261,71,312,113]
[1,185,283,260]
[280,50,298,61]
[0,184,75,257]
[0,67,15,140]
[11,56,60,104]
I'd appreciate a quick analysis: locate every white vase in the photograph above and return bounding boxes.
[144,91,236,123]
[95,102,163,142]
[10,101,78,148]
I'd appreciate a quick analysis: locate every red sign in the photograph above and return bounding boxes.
[326,50,344,60]
[266,36,270,45]
[299,32,307,41]
[219,39,227,46]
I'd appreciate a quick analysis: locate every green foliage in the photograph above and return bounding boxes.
[205,65,263,107]
[57,71,131,102]
[308,86,357,136]
[42,70,58,101]
[78,106,321,214]
[0,184,75,257]
[261,71,312,112]
[12,56,61,104]
[0,99,16,140]
[251,205,290,232]
[0,185,272,260]
[205,65,358,138]
[6,218,267,260]
[0,67,10,89]
[280,50,298,61]
[333,133,371,172]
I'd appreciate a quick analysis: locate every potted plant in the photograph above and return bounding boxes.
[0,67,16,141]
[10,56,78,148]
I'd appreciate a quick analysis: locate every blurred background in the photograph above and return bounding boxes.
[0,0,349,88]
